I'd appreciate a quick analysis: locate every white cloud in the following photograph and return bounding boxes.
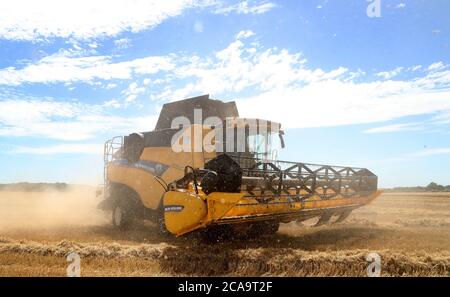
[412,148,450,157]
[114,38,132,49]
[12,144,103,154]
[0,51,175,86]
[236,87,450,129]
[0,1,279,41]
[154,38,325,101]
[428,62,446,71]
[408,65,422,72]
[365,123,423,134]
[0,0,208,41]
[145,33,450,129]
[122,82,146,104]
[364,110,450,135]
[0,98,157,140]
[396,3,406,9]
[236,30,255,39]
[214,1,276,15]
[105,83,118,89]
[431,110,450,125]
[376,67,403,79]
[103,99,122,109]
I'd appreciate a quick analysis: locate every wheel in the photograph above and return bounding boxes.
[112,205,132,229]
[265,221,280,234]
[109,183,145,229]
[247,221,280,237]
[201,225,233,242]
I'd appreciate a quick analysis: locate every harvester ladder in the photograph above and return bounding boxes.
[103,136,123,193]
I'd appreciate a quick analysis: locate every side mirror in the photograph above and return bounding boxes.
[279,130,285,149]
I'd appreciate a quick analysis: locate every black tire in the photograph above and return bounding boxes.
[266,221,280,234]
[248,221,280,237]
[201,225,233,242]
[112,204,133,229]
[109,183,144,229]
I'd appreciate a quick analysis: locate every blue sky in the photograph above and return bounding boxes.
[0,0,449,187]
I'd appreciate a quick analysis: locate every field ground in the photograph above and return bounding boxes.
[0,189,450,276]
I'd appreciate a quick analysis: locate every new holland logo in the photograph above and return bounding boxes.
[164,205,184,212]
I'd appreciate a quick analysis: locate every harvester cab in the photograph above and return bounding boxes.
[99,94,381,238]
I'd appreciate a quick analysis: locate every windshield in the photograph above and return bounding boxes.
[247,131,281,160]
[216,126,282,161]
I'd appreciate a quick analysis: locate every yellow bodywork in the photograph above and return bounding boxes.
[107,125,216,209]
[163,188,381,236]
[106,124,381,236]
[107,148,212,209]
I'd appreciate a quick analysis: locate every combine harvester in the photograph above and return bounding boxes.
[99,95,381,238]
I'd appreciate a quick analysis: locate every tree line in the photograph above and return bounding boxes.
[388,182,450,192]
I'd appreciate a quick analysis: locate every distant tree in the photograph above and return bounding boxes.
[426,182,445,192]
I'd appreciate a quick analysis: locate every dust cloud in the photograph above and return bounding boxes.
[0,186,109,231]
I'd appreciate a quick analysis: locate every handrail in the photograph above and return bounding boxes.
[103,136,123,190]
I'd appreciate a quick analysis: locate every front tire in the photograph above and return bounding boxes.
[247,221,280,237]
[109,183,144,229]
[112,205,132,229]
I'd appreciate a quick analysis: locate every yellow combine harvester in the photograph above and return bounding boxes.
[99,95,381,238]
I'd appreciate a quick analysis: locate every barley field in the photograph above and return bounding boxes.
[0,188,449,276]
